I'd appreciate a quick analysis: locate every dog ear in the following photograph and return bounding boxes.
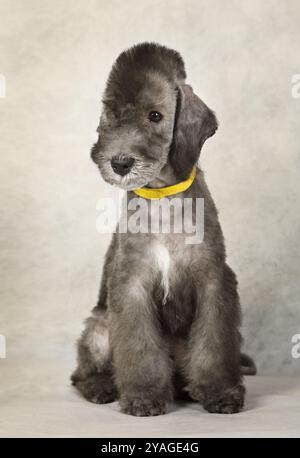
[170,84,218,178]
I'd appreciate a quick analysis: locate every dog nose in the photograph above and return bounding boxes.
[111,156,135,176]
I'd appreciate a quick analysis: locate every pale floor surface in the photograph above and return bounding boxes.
[0,359,299,438]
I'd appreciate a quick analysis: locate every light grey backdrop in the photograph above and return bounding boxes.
[1,0,299,376]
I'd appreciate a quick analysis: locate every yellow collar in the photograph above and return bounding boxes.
[133,166,196,200]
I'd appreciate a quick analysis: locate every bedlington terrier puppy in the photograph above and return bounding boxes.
[71,43,255,416]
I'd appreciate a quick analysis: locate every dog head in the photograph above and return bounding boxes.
[91,43,218,189]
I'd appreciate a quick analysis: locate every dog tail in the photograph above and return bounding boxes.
[240,353,257,375]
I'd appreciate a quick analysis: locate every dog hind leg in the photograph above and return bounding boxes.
[71,308,118,404]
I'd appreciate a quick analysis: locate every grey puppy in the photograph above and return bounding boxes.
[71,43,256,416]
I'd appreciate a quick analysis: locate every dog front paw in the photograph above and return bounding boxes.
[120,397,167,416]
[188,383,245,414]
[203,384,245,414]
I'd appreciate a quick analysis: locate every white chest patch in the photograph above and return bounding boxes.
[151,242,170,305]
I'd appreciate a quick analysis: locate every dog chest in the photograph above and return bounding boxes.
[149,240,196,335]
[150,242,170,305]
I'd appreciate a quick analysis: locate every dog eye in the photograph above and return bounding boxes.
[148,111,163,123]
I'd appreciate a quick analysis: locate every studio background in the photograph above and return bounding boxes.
[1,0,300,418]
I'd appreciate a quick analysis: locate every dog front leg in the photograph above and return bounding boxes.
[184,266,245,413]
[110,281,172,416]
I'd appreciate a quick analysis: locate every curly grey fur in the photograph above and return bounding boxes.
[71,42,256,416]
